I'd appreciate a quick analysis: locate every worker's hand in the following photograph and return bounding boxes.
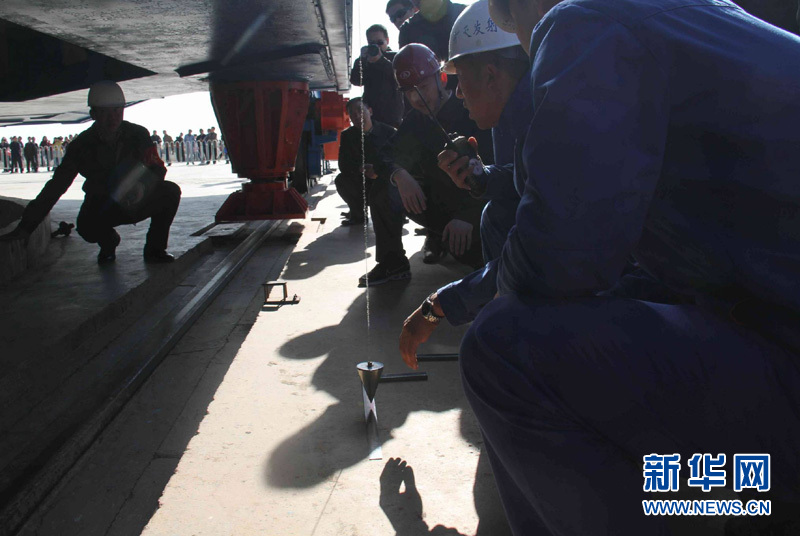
[437,137,481,190]
[441,219,473,257]
[393,169,427,214]
[361,163,378,180]
[0,225,30,244]
[437,149,468,189]
[400,305,439,370]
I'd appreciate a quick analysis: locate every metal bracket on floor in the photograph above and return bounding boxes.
[381,372,428,382]
[263,281,300,306]
[415,353,459,362]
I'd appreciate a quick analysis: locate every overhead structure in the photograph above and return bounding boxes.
[0,0,352,123]
[0,0,353,219]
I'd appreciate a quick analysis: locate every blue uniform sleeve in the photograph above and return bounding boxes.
[481,163,517,201]
[437,259,499,326]
[497,5,670,297]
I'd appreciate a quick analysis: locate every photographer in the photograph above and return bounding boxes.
[350,24,404,128]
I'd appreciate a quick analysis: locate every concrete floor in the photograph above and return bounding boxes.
[6,166,511,535]
[2,165,732,536]
[0,162,247,362]
[0,163,253,508]
[138,183,507,536]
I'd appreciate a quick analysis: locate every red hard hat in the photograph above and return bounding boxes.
[393,44,441,90]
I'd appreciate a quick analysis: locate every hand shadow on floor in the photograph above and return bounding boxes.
[380,457,467,536]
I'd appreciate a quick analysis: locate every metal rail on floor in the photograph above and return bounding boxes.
[0,219,287,536]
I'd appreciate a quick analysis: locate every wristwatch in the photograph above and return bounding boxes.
[420,294,444,324]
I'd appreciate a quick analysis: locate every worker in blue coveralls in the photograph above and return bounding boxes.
[399,0,531,350]
[439,0,530,264]
[405,0,800,534]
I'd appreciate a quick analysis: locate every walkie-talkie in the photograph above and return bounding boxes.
[445,135,485,196]
[414,87,487,196]
[440,134,486,196]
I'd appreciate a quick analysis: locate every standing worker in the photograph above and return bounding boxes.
[39,136,52,172]
[0,81,181,264]
[350,24,405,128]
[206,127,218,164]
[9,137,23,173]
[183,129,196,165]
[0,137,10,172]
[23,137,39,173]
[162,130,173,166]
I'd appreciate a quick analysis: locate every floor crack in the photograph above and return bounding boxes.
[309,468,343,536]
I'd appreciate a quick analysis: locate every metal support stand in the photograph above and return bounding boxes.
[263,281,300,306]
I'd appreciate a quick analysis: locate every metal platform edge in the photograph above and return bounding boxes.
[0,218,290,536]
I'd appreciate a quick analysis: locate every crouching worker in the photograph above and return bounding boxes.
[0,81,181,264]
[399,0,532,358]
[362,43,494,286]
[335,98,396,226]
[427,0,800,534]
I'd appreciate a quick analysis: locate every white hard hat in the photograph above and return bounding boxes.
[487,0,518,34]
[87,80,126,108]
[444,0,521,74]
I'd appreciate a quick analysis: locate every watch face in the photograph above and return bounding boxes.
[421,300,432,316]
[420,299,440,323]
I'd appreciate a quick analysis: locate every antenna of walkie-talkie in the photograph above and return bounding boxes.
[412,86,485,196]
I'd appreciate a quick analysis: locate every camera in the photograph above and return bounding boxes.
[361,44,381,58]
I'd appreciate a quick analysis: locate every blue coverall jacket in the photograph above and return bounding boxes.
[437,68,533,325]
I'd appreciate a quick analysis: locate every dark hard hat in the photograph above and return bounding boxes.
[393,44,441,90]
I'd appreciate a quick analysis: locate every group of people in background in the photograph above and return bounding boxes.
[1,135,74,173]
[1,126,229,172]
[149,127,228,166]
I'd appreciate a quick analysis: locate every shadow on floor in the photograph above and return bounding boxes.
[380,457,468,536]
[268,286,510,535]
